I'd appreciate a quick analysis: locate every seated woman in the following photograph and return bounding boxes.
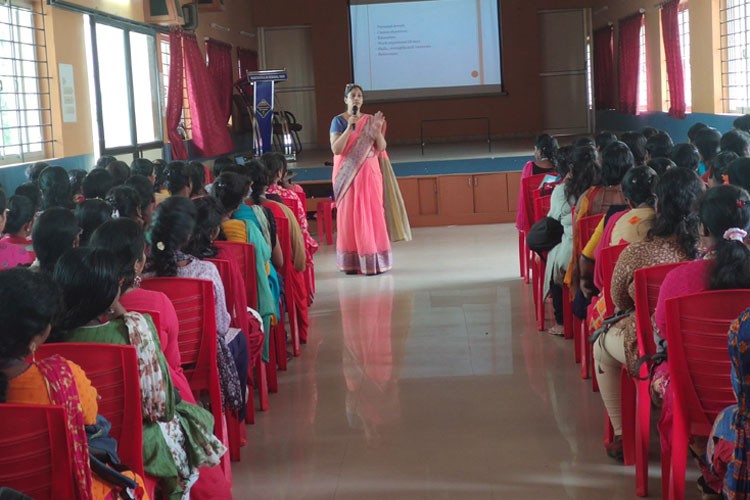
[88,218,194,406]
[0,267,146,499]
[164,161,193,198]
[544,144,600,335]
[214,172,280,341]
[186,196,265,368]
[53,248,231,499]
[516,134,560,236]
[701,309,750,499]
[593,168,704,461]
[75,200,113,247]
[0,194,36,268]
[146,196,247,416]
[32,207,80,273]
[38,166,74,210]
[105,185,143,226]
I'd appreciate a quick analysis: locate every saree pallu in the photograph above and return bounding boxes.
[333,114,394,274]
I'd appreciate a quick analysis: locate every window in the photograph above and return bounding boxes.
[84,16,163,160]
[158,35,191,140]
[678,4,692,110]
[721,0,750,113]
[0,0,51,165]
[637,21,648,113]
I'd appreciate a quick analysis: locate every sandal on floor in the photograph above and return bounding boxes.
[696,476,722,500]
[605,435,624,462]
[547,324,564,336]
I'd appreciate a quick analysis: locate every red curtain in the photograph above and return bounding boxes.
[167,29,187,160]
[206,38,233,124]
[593,26,615,110]
[183,33,234,157]
[618,13,644,115]
[661,0,686,118]
[237,47,258,80]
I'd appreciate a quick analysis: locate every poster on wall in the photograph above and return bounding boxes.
[59,64,77,123]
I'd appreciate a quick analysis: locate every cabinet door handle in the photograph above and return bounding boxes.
[474,177,479,187]
[467,177,472,188]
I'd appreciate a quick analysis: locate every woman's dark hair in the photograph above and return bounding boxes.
[75,199,112,246]
[535,134,559,165]
[648,168,703,259]
[734,115,750,134]
[105,185,142,221]
[164,161,192,195]
[712,151,740,185]
[68,169,87,196]
[595,131,618,152]
[721,129,750,157]
[0,268,61,402]
[574,136,595,148]
[82,168,114,200]
[556,145,574,177]
[565,144,600,201]
[344,83,364,98]
[213,171,250,214]
[32,207,80,273]
[4,195,35,235]
[621,165,658,207]
[147,196,197,277]
[620,131,647,166]
[699,185,750,290]
[96,155,116,169]
[246,159,270,204]
[601,141,634,186]
[188,161,207,197]
[89,218,146,291]
[645,132,674,159]
[647,157,676,177]
[130,158,154,178]
[153,160,168,192]
[693,127,722,164]
[125,175,155,211]
[26,161,49,183]
[185,196,223,259]
[212,157,235,178]
[14,182,41,213]
[687,122,709,143]
[670,143,701,172]
[261,152,287,185]
[0,189,7,214]
[38,166,72,210]
[728,157,750,192]
[53,247,121,332]
[106,161,130,187]
[641,127,660,140]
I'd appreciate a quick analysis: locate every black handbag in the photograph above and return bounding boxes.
[526,216,564,253]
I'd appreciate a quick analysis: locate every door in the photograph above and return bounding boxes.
[438,175,474,215]
[473,174,508,214]
[398,178,420,217]
[258,26,317,148]
[417,178,438,215]
[538,9,593,135]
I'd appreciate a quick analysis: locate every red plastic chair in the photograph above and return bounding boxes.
[317,198,336,245]
[569,213,604,354]
[35,343,145,480]
[0,404,77,499]
[631,261,687,497]
[139,277,231,480]
[531,192,552,331]
[519,173,548,284]
[663,289,750,500]
[214,241,259,311]
[274,213,303,357]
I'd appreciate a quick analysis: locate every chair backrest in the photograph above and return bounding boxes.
[139,277,223,437]
[35,343,145,479]
[214,240,259,310]
[576,214,604,253]
[521,173,549,229]
[633,262,688,359]
[532,192,551,222]
[666,289,750,435]
[206,257,249,332]
[0,404,77,499]
[599,243,629,313]
[205,257,232,310]
[273,213,293,276]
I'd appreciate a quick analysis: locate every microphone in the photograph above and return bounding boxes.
[351,105,359,131]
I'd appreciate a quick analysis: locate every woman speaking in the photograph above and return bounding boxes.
[330,84,410,275]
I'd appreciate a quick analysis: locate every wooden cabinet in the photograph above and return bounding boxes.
[473,174,509,214]
[417,178,438,215]
[437,175,474,214]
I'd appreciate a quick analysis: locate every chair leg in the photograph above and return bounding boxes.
[257,361,270,411]
[266,328,279,395]
[667,404,689,500]
[604,410,614,446]
[579,318,590,379]
[323,202,334,246]
[227,414,241,462]
[518,232,526,279]
[316,205,325,244]
[287,292,301,357]
[274,312,288,371]
[635,377,651,496]
[621,371,636,466]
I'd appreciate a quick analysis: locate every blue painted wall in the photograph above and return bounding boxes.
[0,154,95,195]
[596,110,738,144]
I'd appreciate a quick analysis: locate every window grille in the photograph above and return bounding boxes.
[721,0,750,113]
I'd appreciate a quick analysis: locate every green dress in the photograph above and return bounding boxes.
[64,315,222,499]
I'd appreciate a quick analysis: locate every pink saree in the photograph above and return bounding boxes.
[333,114,392,274]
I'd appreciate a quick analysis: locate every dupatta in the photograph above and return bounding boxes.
[723,308,750,499]
[36,354,94,500]
[333,114,412,242]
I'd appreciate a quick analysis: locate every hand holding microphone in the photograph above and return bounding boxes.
[350,105,359,131]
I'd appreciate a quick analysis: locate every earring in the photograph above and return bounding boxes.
[30,344,37,363]
[133,274,142,289]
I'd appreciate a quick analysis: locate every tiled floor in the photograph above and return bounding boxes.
[231,224,695,499]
